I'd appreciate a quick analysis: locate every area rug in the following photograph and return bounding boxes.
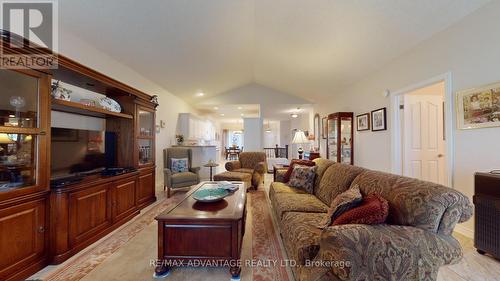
[40,189,292,281]
[250,190,291,281]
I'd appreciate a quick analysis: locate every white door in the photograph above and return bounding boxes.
[403,94,446,184]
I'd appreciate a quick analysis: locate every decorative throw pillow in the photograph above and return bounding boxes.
[288,165,318,193]
[332,194,389,225]
[171,158,188,173]
[283,159,315,183]
[319,185,363,228]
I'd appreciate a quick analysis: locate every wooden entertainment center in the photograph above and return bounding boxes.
[0,31,157,281]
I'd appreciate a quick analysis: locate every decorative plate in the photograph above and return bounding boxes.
[193,187,230,203]
[98,96,122,112]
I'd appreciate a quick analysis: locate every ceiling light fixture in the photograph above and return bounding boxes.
[291,107,300,118]
[240,113,244,117]
[220,113,225,116]
[264,120,272,133]
[196,92,205,97]
[237,106,243,110]
[214,106,219,110]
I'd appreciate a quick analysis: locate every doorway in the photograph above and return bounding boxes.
[391,73,454,186]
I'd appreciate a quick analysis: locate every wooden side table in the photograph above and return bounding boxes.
[203,162,219,181]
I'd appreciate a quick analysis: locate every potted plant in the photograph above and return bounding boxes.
[175,134,184,145]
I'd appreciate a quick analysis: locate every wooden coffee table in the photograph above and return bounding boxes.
[154,181,247,279]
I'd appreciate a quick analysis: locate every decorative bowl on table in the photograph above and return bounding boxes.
[193,187,230,203]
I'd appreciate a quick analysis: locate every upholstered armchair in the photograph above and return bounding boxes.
[225,152,267,189]
[163,148,200,198]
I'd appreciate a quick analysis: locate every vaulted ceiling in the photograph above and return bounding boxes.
[59,0,490,104]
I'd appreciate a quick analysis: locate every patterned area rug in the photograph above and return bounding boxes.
[40,189,291,281]
[250,190,291,281]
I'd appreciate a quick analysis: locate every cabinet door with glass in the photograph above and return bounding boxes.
[136,106,155,167]
[326,112,354,165]
[0,69,50,200]
[327,116,338,160]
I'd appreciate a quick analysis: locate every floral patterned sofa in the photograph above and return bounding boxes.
[269,158,473,281]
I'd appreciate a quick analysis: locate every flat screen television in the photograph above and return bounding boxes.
[50,128,117,180]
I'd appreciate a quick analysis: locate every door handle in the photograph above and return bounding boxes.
[437,154,444,158]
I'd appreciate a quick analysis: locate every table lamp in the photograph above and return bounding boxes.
[292,130,309,159]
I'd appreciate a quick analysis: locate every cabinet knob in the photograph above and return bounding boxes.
[38,226,45,233]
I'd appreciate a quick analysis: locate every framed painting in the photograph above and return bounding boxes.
[371,108,387,131]
[456,82,500,129]
[356,113,370,131]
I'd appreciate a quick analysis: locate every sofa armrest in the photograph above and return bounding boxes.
[189,166,201,174]
[163,168,173,188]
[225,161,241,171]
[302,224,463,281]
[254,161,267,175]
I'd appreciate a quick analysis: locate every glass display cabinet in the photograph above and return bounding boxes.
[326,112,354,164]
[136,106,155,166]
[0,68,49,198]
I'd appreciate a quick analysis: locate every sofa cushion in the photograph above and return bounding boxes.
[281,212,329,265]
[315,164,366,206]
[171,158,188,173]
[239,152,266,169]
[269,182,307,206]
[272,193,329,220]
[333,194,389,225]
[350,170,473,234]
[213,171,252,183]
[289,165,317,194]
[283,159,315,183]
[233,168,254,174]
[171,172,198,184]
[312,158,336,193]
[320,185,363,228]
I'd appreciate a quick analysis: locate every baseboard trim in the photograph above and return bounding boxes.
[454,224,474,239]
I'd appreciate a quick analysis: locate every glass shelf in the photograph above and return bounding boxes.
[0,70,39,129]
[0,133,37,192]
[138,109,154,138]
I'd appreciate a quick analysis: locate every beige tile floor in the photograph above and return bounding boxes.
[30,173,500,281]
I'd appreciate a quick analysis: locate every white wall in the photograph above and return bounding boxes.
[263,120,280,148]
[315,1,500,237]
[58,28,197,191]
[243,117,263,151]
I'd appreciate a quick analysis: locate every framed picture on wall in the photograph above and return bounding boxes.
[371,108,387,131]
[456,81,500,129]
[322,117,328,139]
[356,113,370,131]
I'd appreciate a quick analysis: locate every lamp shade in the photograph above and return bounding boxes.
[292,131,308,144]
